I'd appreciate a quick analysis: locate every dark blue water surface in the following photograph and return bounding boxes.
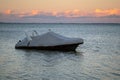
[0,23,120,80]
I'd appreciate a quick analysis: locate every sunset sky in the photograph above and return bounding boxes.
[0,0,120,23]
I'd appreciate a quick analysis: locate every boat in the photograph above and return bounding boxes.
[15,30,84,51]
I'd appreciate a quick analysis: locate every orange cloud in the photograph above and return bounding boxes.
[73,9,80,15]
[95,9,120,17]
[17,10,40,17]
[31,10,39,15]
[4,9,12,14]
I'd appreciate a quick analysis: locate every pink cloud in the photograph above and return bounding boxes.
[1,9,120,18]
[51,11,58,16]
[0,9,120,23]
[63,9,81,17]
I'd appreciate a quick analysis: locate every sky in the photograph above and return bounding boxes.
[0,0,120,23]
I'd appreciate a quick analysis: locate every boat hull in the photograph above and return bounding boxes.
[15,43,82,52]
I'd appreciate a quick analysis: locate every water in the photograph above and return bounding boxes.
[0,23,120,80]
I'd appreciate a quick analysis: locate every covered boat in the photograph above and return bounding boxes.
[15,30,84,51]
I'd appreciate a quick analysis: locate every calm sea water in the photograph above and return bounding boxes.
[0,23,120,80]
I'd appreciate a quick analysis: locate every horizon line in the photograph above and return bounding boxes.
[0,22,120,24]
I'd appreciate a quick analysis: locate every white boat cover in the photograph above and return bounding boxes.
[15,31,83,47]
